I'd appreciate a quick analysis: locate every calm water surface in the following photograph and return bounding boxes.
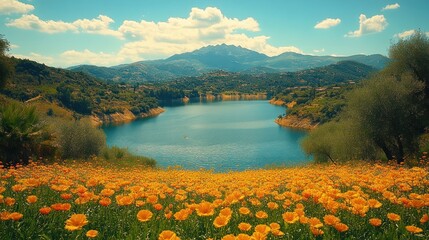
[103,100,311,171]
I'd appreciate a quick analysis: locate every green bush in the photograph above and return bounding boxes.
[0,102,43,166]
[101,146,156,168]
[58,119,106,159]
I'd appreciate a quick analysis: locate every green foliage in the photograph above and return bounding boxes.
[58,119,106,159]
[0,102,43,166]
[101,146,156,168]
[302,75,425,163]
[0,35,13,89]
[387,30,429,126]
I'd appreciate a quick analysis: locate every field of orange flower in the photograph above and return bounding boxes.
[1,161,429,239]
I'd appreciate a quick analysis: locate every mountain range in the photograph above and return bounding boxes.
[70,44,389,82]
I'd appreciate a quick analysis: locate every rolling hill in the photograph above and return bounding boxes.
[70,44,389,82]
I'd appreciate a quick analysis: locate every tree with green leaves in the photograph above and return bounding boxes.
[0,35,13,89]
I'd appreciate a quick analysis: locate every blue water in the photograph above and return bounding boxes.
[103,100,311,171]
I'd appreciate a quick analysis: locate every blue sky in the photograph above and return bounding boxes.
[0,0,428,67]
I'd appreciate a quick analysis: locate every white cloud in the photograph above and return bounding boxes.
[0,0,34,15]
[118,7,300,58]
[8,7,303,66]
[60,49,133,66]
[313,48,325,53]
[394,29,416,39]
[7,14,122,38]
[7,14,77,33]
[382,3,400,11]
[346,14,388,37]
[314,18,341,29]
[12,52,55,65]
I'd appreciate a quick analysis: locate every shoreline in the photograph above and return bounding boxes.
[91,107,165,127]
[274,115,317,130]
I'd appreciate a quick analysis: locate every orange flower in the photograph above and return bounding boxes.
[222,234,236,240]
[369,218,382,227]
[387,213,401,221]
[282,212,299,224]
[8,212,23,221]
[26,195,38,204]
[405,225,423,234]
[154,203,163,211]
[86,230,99,238]
[420,214,429,224]
[251,232,267,240]
[196,202,215,216]
[236,234,252,240]
[255,211,268,219]
[269,222,281,230]
[219,207,232,218]
[99,198,112,207]
[100,188,115,197]
[65,214,88,231]
[0,211,10,220]
[116,195,134,206]
[158,230,180,240]
[213,215,230,228]
[146,195,158,204]
[271,229,285,236]
[60,193,73,200]
[238,222,252,231]
[323,215,340,226]
[5,197,15,206]
[51,203,71,211]
[137,210,153,222]
[334,223,349,232]
[310,227,324,236]
[308,217,323,228]
[267,202,279,210]
[367,199,382,208]
[39,207,52,215]
[254,224,271,235]
[239,207,251,215]
[173,209,190,221]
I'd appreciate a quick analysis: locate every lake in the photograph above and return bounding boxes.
[103,100,311,171]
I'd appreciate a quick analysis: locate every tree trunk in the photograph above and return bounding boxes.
[377,141,393,161]
[396,136,405,164]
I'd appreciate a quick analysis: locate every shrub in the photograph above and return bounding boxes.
[58,119,106,159]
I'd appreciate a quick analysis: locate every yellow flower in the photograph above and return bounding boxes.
[137,210,153,222]
[174,209,189,221]
[238,222,252,231]
[86,230,99,238]
[405,225,423,234]
[267,202,279,210]
[65,214,88,231]
[219,207,232,218]
[158,230,180,240]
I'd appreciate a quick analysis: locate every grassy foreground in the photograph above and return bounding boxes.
[1,161,429,239]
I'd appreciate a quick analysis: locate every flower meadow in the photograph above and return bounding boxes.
[1,161,429,239]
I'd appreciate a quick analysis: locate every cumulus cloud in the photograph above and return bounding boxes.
[0,0,34,15]
[118,7,300,58]
[346,14,387,37]
[382,3,400,11]
[7,14,122,38]
[8,7,303,66]
[314,18,341,29]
